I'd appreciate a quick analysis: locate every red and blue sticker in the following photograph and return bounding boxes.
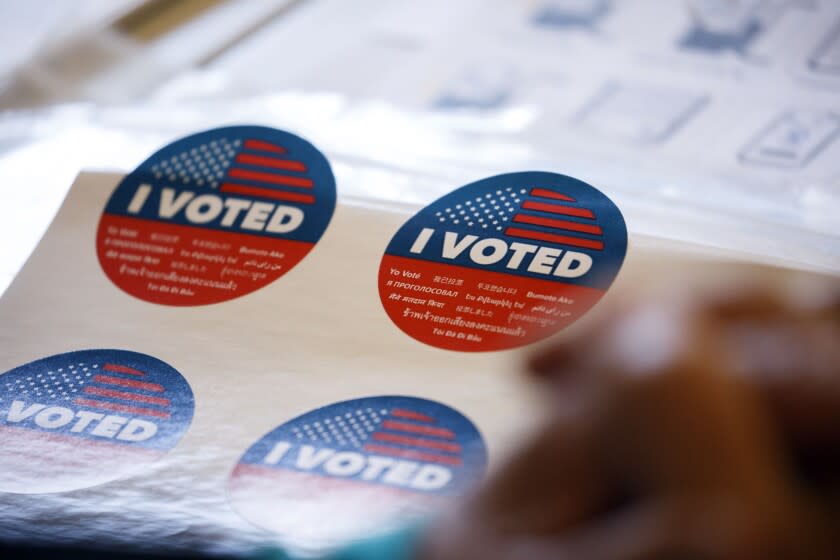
[97,126,336,306]
[0,349,194,493]
[379,171,627,351]
[227,396,487,548]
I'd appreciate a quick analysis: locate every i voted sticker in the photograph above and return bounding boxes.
[379,172,627,351]
[97,126,336,306]
[227,396,487,548]
[0,350,194,493]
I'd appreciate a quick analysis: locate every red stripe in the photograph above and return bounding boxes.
[84,386,170,407]
[530,188,576,202]
[93,375,164,393]
[228,168,313,188]
[512,214,603,235]
[73,398,170,419]
[381,420,455,439]
[522,200,595,219]
[244,139,286,154]
[363,444,462,466]
[390,409,435,423]
[372,432,461,453]
[236,153,306,172]
[505,227,604,251]
[103,363,144,376]
[220,183,315,204]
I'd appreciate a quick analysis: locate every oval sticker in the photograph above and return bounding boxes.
[97,126,336,306]
[379,172,627,351]
[227,396,487,548]
[0,349,194,493]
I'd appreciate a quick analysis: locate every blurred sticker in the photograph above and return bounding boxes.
[0,349,193,493]
[379,172,627,352]
[97,126,336,306]
[228,396,486,548]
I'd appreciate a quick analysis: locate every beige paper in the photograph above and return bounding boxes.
[0,171,817,554]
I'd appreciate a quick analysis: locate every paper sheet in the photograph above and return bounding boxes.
[0,170,827,555]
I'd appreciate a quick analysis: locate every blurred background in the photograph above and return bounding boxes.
[1,0,839,295]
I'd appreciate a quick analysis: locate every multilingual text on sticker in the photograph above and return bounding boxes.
[97,126,336,306]
[378,171,627,351]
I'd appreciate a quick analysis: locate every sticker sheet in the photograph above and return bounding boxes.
[0,131,706,555]
[0,169,547,554]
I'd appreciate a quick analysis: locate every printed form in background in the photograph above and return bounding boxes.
[1,1,840,294]
[740,110,840,168]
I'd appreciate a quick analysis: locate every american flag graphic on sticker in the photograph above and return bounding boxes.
[97,126,336,306]
[0,349,194,493]
[378,171,627,352]
[227,396,487,550]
